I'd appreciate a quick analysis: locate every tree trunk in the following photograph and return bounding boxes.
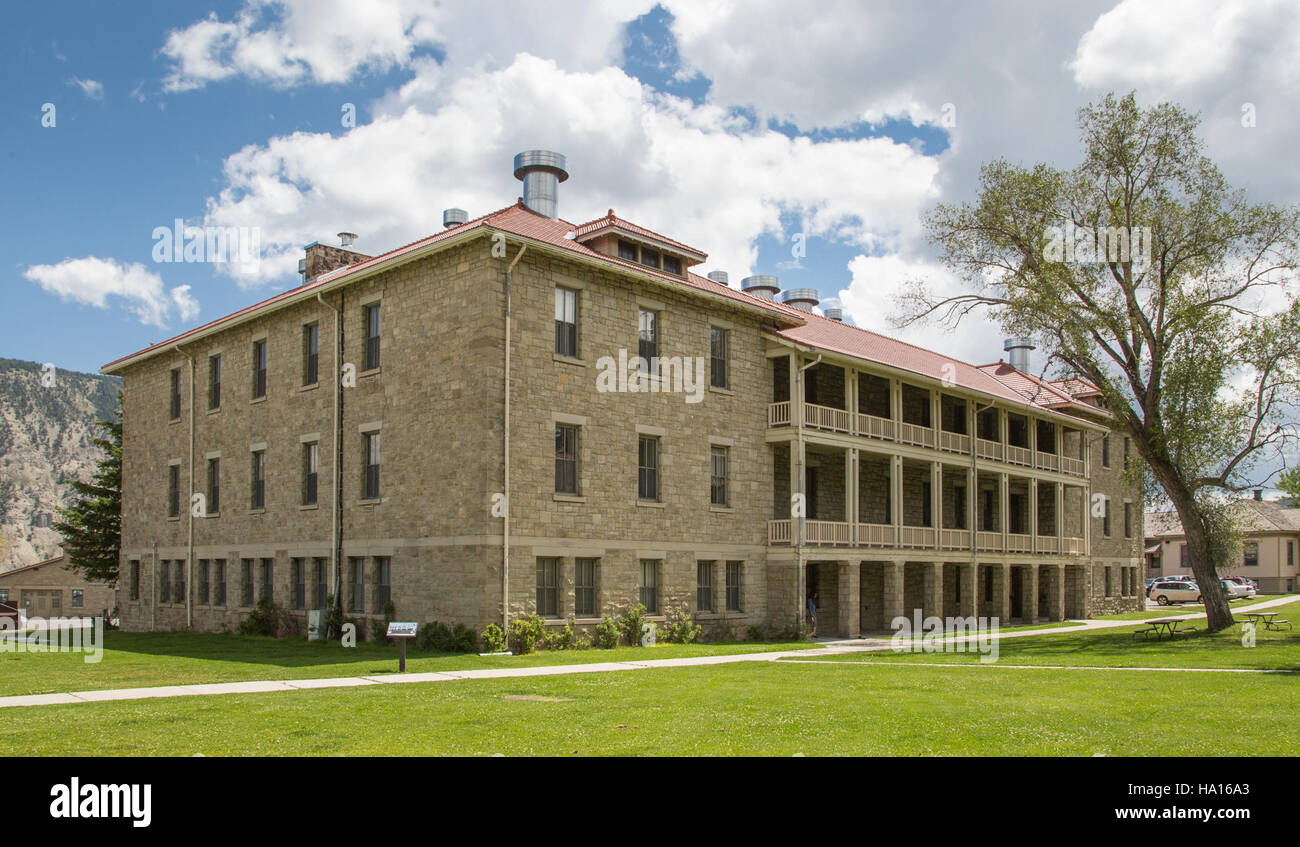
[1157,469,1234,632]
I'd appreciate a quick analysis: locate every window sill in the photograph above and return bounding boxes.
[637,500,665,509]
[710,506,733,513]
[553,494,586,503]
[299,504,319,511]
[358,498,382,506]
[299,382,320,393]
[167,516,181,522]
[168,417,181,425]
[708,385,734,396]
[553,354,586,367]
[359,367,381,378]
[204,512,220,519]
[249,508,266,516]
[250,396,267,405]
[207,407,221,415]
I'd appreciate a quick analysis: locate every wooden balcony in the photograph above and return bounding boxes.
[768,401,791,427]
[1007,533,1032,553]
[1060,455,1085,477]
[1006,445,1033,467]
[976,531,1002,552]
[898,526,936,548]
[1035,451,1059,472]
[1038,535,1059,554]
[976,438,1003,461]
[764,521,1089,557]
[940,529,971,550]
[857,413,895,441]
[939,431,971,454]
[804,402,851,433]
[858,523,896,547]
[898,421,935,448]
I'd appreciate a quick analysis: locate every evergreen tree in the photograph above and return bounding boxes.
[53,393,122,583]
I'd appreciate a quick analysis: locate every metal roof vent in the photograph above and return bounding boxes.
[741,275,781,300]
[1004,337,1035,373]
[781,288,819,311]
[443,208,468,229]
[513,150,569,219]
[707,271,729,285]
[338,232,358,248]
[825,307,843,321]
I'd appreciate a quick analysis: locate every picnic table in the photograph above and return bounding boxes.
[1133,618,1196,641]
[1238,611,1292,631]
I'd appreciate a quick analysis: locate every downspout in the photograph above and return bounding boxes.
[174,341,194,630]
[503,242,527,633]
[151,541,157,632]
[318,290,344,636]
[795,353,822,629]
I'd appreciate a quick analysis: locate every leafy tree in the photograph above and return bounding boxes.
[53,392,122,583]
[1279,467,1300,507]
[898,93,1300,631]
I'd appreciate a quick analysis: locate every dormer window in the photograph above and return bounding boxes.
[639,247,660,269]
[618,240,638,261]
[662,255,682,275]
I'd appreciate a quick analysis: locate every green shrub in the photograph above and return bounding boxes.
[659,604,701,644]
[323,595,343,639]
[507,614,545,654]
[592,615,620,649]
[544,618,578,650]
[417,621,453,651]
[617,604,651,646]
[370,601,397,645]
[451,623,479,653]
[238,598,294,637]
[747,624,766,642]
[480,622,506,653]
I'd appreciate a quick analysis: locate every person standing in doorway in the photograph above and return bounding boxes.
[806,592,818,636]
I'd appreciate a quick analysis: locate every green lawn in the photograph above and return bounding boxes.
[1,659,1295,756]
[799,598,1300,670]
[1094,595,1287,622]
[0,631,811,697]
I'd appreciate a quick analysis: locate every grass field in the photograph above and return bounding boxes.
[799,598,1300,670]
[1,658,1295,756]
[0,631,811,697]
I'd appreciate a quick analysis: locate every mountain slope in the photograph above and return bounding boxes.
[0,358,120,570]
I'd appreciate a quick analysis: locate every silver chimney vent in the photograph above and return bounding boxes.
[781,288,819,311]
[513,150,569,219]
[742,275,781,300]
[707,271,729,285]
[1004,337,1035,372]
[338,232,358,248]
[443,208,468,229]
[825,307,843,321]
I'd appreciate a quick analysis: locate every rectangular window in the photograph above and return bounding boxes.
[1102,498,1111,537]
[1180,544,1189,568]
[169,368,181,420]
[208,355,221,410]
[174,560,185,605]
[214,559,226,606]
[303,442,319,505]
[639,559,659,613]
[983,567,993,602]
[710,445,728,507]
[638,435,659,501]
[241,558,254,606]
[536,557,558,618]
[207,458,220,515]
[726,561,742,612]
[554,287,578,357]
[575,558,597,618]
[168,464,180,518]
[159,560,171,604]
[376,557,391,610]
[72,589,84,608]
[292,558,306,610]
[260,558,274,603]
[303,322,319,385]
[364,303,381,370]
[349,557,365,613]
[198,560,210,606]
[51,592,61,611]
[639,247,660,269]
[1101,435,1110,468]
[617,239,638,261]
[130,561,140,602]
[1105,566,1113,597]
[252,339,267,399]
[1124,503,1132,538]
[251,450,266,510]
[313,557,328,609]
[662,255,682,275]
[362,432,381,499]
[555,424,578,495]
[1244,542,1259,567]
[710,327,728,389]
[697,561,714,612]
[638,309,658,365]
[1289,541,1295,567]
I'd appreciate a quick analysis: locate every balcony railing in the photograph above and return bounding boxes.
[764,520,1089,556]
[940,528,970,550]
[939,431,971,454]
[1035,451,1059,472]
[899,526,936,548]
[1007,533,1032,553]
[804,402,851,434]
[857,413,896,441]
[858,523,895,547]
[976,438,1003,461]
[1062,536,1085,555]
[806,519,852,545]
[1038,535,1059,554]
[768,401,791,427]
[976,531,1001,552]
[898,422,935,448]
[1060,456,1085,477]
[1006,445,1033,467]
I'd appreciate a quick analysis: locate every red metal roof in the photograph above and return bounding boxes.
[572,208,707,259]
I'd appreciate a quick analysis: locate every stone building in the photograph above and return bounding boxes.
[103,151,1143,638]
[1146,495,1299,594]
[0,555,117,619]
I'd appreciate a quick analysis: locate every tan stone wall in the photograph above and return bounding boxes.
[0,557,115,616]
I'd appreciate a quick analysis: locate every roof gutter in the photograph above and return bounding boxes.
[502,242,527,633]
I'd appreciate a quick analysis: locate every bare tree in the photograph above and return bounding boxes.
[897,93,1300,631]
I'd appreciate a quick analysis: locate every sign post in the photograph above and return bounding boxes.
[386,621,418,672]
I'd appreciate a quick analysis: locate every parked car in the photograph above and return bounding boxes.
[1223,577,1257,598]
[1149,581,1201,605]
[1146,575,1194,597]
[1220,579,1254,599]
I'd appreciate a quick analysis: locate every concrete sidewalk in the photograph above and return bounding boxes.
[0,596,1290,710]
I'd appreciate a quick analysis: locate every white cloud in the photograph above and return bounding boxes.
[67,77,103,99]
[202,53,942,291]
[24,257,200,327]
[162,0,650,92]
